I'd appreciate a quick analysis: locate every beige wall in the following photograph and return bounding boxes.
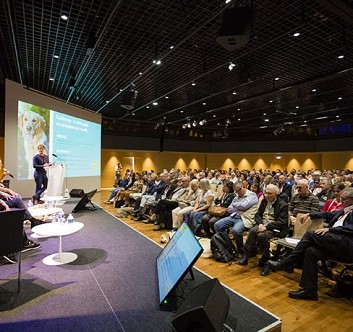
[100,149,349,188]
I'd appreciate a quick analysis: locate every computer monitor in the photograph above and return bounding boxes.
[72,189,97,213]
[156,223,203,310]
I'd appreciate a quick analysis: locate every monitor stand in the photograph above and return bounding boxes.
[160,268,195,312]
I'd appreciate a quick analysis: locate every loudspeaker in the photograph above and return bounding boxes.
[121,89,138,110]
[69,189,85,197]
[171,278,230,332]
[216,7,252,51]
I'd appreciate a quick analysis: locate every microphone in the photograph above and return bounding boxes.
[3,168,14,178]
[52,153,58,158]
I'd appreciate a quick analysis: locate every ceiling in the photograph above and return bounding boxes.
[1,0,353,141]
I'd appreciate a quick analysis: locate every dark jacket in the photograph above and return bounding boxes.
[216,192,235,208]
[281,183,292,201]
[310,209,353,237]
[255,198,289,238]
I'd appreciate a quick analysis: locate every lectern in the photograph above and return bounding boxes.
[47,164,65,196]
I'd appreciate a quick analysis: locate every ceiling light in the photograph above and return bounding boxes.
[139,72,143,75]
[165,96,169,99]
[265,119,269,122]
[191,82,196,86]
[338,97,342,100]
[336,115,340,118]
[53,54,59,59]
[146,106,150,109]
[61,14,68,20]
[182,124,187,129]
[263,113,267,115]
[276,155,282,159]
[238,118,241,121]
[170,46,174,49]
[192,120,197,127]
[225,0,232,4]
[153,59,161,65]
[105,100,109,103]
[274,77,280,81]
[312,88,317,92]
[315,116,328,120]
[49,77,54,81]
[180,110,183,113]
[131,113,135,116]
[296,106,300,109]
[237,108,241,111]
[293,32,300,37]
[232,91,237,95]
[228,62,235,71]
[260,126,267,129]
[152,101,158,106]
[213,114,216,118]
[269,100,273,103]
[337,53,344,59]
[202,102,206,105]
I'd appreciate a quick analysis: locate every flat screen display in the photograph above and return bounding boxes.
[156,223,203,305]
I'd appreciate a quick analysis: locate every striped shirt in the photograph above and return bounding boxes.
[289,192,319,216]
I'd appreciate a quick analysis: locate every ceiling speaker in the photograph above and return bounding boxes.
[216,7,252,51]
[121,88,138,110]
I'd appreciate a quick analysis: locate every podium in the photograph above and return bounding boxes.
[47,164,65,196]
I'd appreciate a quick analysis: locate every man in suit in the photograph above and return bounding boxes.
[237,184,288,276]
[267,187,353,301]
[278,174,292,201]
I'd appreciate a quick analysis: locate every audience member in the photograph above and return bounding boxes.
[267,187,353,301]
[237,184,288,276]
[214,181,258,254]
[322,182,345,212]
[316,177,334,210]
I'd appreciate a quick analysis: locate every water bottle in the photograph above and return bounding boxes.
[64,188,70,198]
[66,213,74,224]
[58,211,65,223]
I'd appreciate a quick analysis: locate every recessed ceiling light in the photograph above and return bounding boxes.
[53,55,59,59]
[232,91,237,95]
[132,113,135,116]
[337,54,344,59]
[296,106,300,109]
[263,113,267,115]
[312,88,317,92]
[293,32,300,37]
[269,100,273,103]
[237,108,241,111]
[180,110,183,113]
[276,156,282,159]
[61,14,68,20]
[238,118,241,121]
[336,115,340,118]
[265,119,269,122]
[213,114,216,118]
[165,96,169,99]
[139,72,143,75]
[338,97,342,100]
[191,82,196,86]
[152,101,158,106]
[274,77,280,81]
[146,106,150,109]
[170,46,174,49]
[202,102,206,105]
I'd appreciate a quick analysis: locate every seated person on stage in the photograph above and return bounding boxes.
[316,177,334,211]
[151,177,190,231]
[322,182,345,212]
[115,172,144,207]
[104,171,131,204]
[237,184,289,276]
[0,199,41,263]
[171,179,201,230]
[267,187,353,301]
[214,181,258,254]
[289,179,319,232]
[201,181,235,238]
[183,178,214,234]
[133,172,168,220]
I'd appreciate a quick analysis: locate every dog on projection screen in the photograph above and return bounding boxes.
[19,109,49,179]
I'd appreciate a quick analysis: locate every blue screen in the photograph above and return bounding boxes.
[157,223,203,303]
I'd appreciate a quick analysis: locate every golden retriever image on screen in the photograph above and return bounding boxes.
[18,108,49,179]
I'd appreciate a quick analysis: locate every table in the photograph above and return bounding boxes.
[32,222,84,266]
[28,206,63,218]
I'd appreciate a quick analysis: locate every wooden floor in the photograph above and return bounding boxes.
[94,191,353,332]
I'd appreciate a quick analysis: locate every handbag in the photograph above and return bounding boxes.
[208,206,228,217]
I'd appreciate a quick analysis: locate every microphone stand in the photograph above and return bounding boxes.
[52,154,69,197]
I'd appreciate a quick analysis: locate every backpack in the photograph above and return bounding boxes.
[210,232,237,264]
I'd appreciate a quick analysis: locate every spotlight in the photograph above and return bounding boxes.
[192,120,197,127]
[182,124,187,129]
[153,59,161,65]
[228,62,235,71]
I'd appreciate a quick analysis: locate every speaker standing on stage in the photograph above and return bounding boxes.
[32,144,52,204]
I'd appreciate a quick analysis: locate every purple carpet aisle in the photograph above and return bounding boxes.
[0,198,280,331]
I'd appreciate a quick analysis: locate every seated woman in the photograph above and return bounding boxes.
[183,178,214,234]
[171,179,201,230]
[104,171,131,204]
[250,182,264,205]
[322,182,345,212]
[115,172,144,207]
[201,181,235,238]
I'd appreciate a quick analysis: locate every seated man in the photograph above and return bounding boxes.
[151,177,190,231]
[316,177,334,211]
[0,199,41,263]
[133,173,168,220]
[267,187,353,301]
[289,179,319,233]
[237,184,289,276]
[214,181,258,253]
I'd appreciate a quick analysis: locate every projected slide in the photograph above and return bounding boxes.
[17,101,101,180]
